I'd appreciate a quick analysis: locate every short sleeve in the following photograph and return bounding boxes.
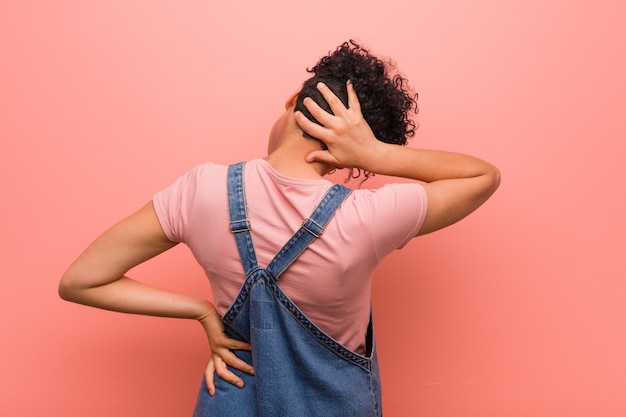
[364,183,428,259]
[152,165,202,243]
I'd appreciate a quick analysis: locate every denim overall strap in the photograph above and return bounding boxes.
[266,183,351,280]
[227,162,258,275]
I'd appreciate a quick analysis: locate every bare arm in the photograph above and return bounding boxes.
[295,81,500,236]
[59,201,253,394]
[364,146,500,235]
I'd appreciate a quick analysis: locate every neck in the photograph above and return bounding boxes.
[265,132,331,180]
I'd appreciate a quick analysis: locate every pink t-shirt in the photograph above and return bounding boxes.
[153,158,427,354]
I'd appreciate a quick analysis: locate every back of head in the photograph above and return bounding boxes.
[295,40,418,148]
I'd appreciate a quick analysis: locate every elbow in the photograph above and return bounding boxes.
[483,164,501,198]
[473,164,501,208]
[490,164,501,194]
[58,272,82,303]
[58,276,74,302]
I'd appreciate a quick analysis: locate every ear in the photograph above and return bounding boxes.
[284,88,301,109]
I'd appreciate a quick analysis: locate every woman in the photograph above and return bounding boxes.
[59,41,500,416]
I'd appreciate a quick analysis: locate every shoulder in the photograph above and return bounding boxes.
[154,161,230,212]
[334,182,428,257]
[162,161,231,192]
[348,182,428,234]
[187,161,229,178]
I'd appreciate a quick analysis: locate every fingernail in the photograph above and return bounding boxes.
[317,82,326,89]
[250,369,255,375]
[347,80,352,86]
[236,382,244,388]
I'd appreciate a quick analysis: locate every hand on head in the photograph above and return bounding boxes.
[295,81,383,173]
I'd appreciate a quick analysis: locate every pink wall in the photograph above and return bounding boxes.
[2,1,625,416]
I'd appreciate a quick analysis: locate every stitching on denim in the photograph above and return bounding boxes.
[263,273,372,371]
[227,162,258,274]
[222,268,262,325]
[267,184,351,280]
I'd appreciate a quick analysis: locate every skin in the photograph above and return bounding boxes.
[59,80,500,396]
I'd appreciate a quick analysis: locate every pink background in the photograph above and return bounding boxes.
[2,1,625,416]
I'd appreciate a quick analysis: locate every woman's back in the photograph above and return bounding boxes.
[153,158,428,353]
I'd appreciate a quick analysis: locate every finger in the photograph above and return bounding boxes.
[316,82,349,117]
[305,150,339,166]
[302,95,337,127]
[346,80,362,113]
[295,110,330,140]
[214,355,245,389]
[204,359,216,396]
[219,349,255,375]
[225,339,251,351]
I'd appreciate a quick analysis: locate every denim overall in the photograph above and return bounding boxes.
[193,162,382,417]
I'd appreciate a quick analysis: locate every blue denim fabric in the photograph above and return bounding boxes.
[193,162,382,417]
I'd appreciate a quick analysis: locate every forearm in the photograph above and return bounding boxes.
[59,274,217,322]
[366,142,499,184]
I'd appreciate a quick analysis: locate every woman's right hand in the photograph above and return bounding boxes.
[295,81,385,173]
[198,307,254,396]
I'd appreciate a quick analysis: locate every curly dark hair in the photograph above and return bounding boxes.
[295,40,418,180]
